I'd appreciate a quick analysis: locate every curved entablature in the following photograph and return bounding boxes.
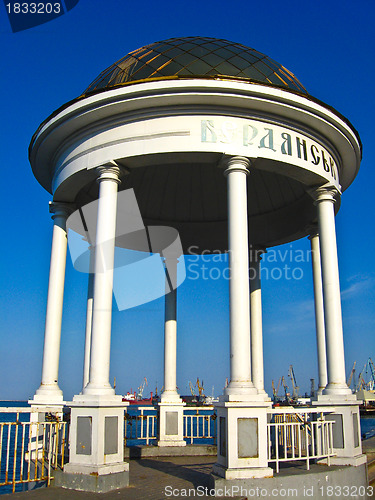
[30,80,361,193]
[29,56,361,251]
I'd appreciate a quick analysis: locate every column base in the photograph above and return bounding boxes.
[312,395,363,460]
[55,463,129,493]
[71,393,124,405]
[313,393,357,403]
[223,382,259,400]
[212,463,273,479]
[67,395,128,475]
[81,384,116,397]
[158,400,186,447]
[29,385,64,407]
[322,384,354,397]
[160,392,184,404]
[219,393,272,403]
[214,400,272,479]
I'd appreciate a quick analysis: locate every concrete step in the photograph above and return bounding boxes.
[124,443,217,458]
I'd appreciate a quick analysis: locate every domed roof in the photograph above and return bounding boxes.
[84,36,308,95]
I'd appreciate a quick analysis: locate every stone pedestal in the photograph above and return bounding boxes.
[313,395,366,466]
[158,399,186,447]
[213,399,273,479]
[28,400,65,414]
[63,395,129,492]
[27,402,65,462]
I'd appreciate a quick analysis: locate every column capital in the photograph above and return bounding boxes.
[223,156,251,176]
[49,201,74,220]
[96,162,122,184]
[309,185,340,205]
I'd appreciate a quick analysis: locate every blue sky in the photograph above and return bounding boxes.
[0,0,374,401]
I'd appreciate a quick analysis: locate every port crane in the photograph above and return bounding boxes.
[356,358,375,392]
[346,361,356,390]
[137,377,148,399]
[272,378,281,400]
[369,358,375,390]
[188,381,195,396]
[281,376,290,401]
[288,365,299,399]
[196,377,205,398]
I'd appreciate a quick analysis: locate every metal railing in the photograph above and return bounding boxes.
[123,406,217,446]
[267,407,335,473]
[183,407,217,444]
[0,404,338,493]
[0,408,67,493]
[124,407,157,446]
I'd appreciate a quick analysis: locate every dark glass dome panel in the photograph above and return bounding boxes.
[84,37,308,95]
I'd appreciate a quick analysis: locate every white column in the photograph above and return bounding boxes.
[249,249,268,397]
[224,156,257,397]
[161,256,180,402]
[66,165,128,486]
[82,246,95,391]
[308,231,328,394]
[33,202,73,403]
[158,255,185,447]
[310,188,364,466]
[313,187,351,396]
[213,158,272,480]
[83,165,121,396]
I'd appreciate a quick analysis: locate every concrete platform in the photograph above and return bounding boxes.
[363,436,375,486]
[210,463,369,499]
[1,455,373,499]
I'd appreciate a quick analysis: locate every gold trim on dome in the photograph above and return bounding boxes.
[80,74,310,99]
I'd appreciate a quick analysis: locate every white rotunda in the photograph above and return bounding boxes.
[29,37,366,493]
